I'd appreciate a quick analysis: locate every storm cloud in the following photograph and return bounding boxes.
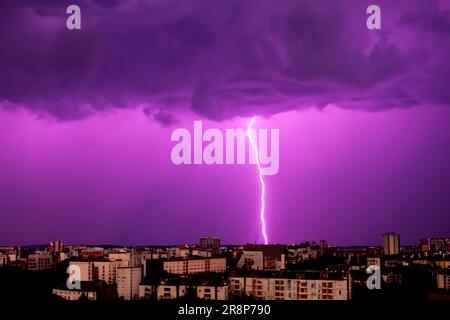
[0,0,449,123]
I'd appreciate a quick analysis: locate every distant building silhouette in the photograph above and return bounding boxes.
[383,232,400,255]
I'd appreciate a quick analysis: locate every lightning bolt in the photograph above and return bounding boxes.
[247,116,268,245]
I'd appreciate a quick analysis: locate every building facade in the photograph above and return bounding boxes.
[237,245,286,271]
[28,253,52,271]
[230,274,351,300]
[200,237,221,254]
[69,261,94,281]
[383,233,400,255]
[437,272,450,290]
[155,283,228,300]
[94,260,124,284]
[53,287,97,300]
[49,240,64,253]
[117,266,142,300]
[163,258,226,275]
[0,254,8,267]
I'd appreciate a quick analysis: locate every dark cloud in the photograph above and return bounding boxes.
[143,107,179,127]
[0,0,449,121]
[401,0,450,35]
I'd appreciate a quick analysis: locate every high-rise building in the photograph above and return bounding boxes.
[28,253,52,271]
[383,232,400,255]
[94,260,124,284]
[117,266,142,300]
[0,253,8,267]
[319,240,328,255]
[200,237,221,249]
[49,240,64,253]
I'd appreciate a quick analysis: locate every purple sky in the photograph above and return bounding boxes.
[1,0,450,245]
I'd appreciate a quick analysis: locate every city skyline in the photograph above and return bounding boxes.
[1,234,448,248]
[1,0,450,246]
[2,235,450,302]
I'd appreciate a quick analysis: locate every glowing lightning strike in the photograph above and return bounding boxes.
[247,116,268,245]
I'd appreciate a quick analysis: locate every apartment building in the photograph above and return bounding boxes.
[199,237,221,254]
[157,284,187,299]
[155,284,229,300]
[139,282,157,300]
[49,240,64,253]
[69,261,94,281]
[108,250,143,267]
[437,271,450,290]
[147,277,228,300]
[419,238,450,252]
[117,266,142,300]
[191,248,213,258]
[163,257,226,275]
[197,284,228,300]
[94,260,125,284]
[237,245,286,271]
[367,257,381,267]
[53,286,97,300]
[200,237,221,249]
[167,246,191,259]
[0,253,7,267]
[28,253,52,271]
[287,245,319,264]
[230,271,352,300]
[52,281,116,301]
[108,251,133,266]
